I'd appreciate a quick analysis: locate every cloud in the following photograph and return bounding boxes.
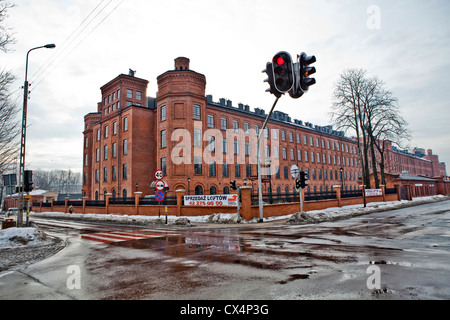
[5,0,450,172]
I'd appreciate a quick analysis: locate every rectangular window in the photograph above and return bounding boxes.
[194,129,202,147]
[96,148,100,162]
[244,123,249,134]
[161,130,167,148]
[103,167,107,182]
[127,89,133,98]
[97,129,100,141]
[222,163,229,177]
[235,164,241,178]
[113,122,117,135]
[123,117,128,131]
[95,169,99,182]
[136,91,142,100]
[233,120,239,132]
[161,158,167,175]
[112,166,117,181]
[112,143,117,158]
[193,105,201,120]
[161,106,166,121]
[105,125,109,138]
[194,157,202,174]
[221,118,227,130]
[123,163,127,179]
[209,161,216,177]
[104,145,108,160]
[123,139,128,155]
[207,115,214,128]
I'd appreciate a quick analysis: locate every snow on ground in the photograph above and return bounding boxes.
[0,227,48,249]
[28,195,449,227]
[286,195,448,224]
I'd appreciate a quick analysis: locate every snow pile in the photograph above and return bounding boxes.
[0,227,47,248]
[206,213,243,224]
[286,195,448,225]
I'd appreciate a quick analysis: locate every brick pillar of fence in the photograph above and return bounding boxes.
[134,192,142,215]
[380,185,386,202]
[82,197,87,214]
[105,193,112,214]
[51,199,54,212]
[175,189,186,217]
[65,197,70,213]
[333,185,342,207]
[239,186,252,221]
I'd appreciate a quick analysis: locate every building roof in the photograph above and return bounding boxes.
[398,171,437,182]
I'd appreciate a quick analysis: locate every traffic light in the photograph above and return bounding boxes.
[230,180,237,190]
[289,52,317,99]
[24,170,34,192]
[272,51,294,93]
[299,171,309,189]
[299,52,316,92]
[262,62,281,98]
[295,179,301,189]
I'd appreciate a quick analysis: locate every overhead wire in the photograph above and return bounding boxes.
[29,0,124,93]
[29,0,109,84]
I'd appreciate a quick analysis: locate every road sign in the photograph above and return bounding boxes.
[154,170,164,181]
[155,191,165,202]
[290,165,299,179]
[155,180,166,191]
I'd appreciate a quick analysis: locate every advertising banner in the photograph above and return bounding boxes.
[365,189,382,197]
[184,194,238,206]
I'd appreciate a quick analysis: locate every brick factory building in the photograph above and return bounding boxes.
[82,57,447,200]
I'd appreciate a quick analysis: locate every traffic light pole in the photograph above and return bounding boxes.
[257,97,280,222]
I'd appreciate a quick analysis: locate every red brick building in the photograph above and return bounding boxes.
[82,57,447,200]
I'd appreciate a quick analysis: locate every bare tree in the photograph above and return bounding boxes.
[331,69,408,188]
[0,69,19,174]
[0,0,18,176]
[0,0,15,52]
[331,69,371,188]
[33,169,82,194]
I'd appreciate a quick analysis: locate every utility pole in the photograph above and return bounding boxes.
[17,44,55,227]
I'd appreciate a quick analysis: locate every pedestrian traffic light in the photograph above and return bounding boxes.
[230,180,237,190]
[272,51,294,93]
[262,62,282,98]
[24,170,34,192]
[299,52,316,92]
[299,171,309,189]
[296,179,301,189]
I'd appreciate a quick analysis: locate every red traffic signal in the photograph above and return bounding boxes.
[272,51,294,93]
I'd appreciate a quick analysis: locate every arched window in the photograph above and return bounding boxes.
[112,189,116,199]
[123,189,127,199]
[195,185,203,195]
[210,186,217,195]
[95,191,99,201]
[223,186,230,194]
[276,186,281,199]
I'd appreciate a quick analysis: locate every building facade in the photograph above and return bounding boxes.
[82,57,447,200]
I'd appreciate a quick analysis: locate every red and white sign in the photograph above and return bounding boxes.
[154,170,164,181]
[184,194,238,207]
[365,189,382,197]
[155,180,166,191]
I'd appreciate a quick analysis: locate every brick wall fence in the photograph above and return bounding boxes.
[32,185,406,221]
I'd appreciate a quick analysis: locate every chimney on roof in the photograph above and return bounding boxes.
[427,149,433,156]
[175,57,190,70]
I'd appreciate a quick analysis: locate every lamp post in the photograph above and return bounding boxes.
[17,44,56,227]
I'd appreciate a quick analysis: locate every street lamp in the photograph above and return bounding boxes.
[17,44,56,227]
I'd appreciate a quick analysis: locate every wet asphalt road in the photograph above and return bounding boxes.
[1,200,450,300]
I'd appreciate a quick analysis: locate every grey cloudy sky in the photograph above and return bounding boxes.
[4,0,450,173]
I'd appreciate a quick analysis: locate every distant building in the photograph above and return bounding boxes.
[82,57,447,200]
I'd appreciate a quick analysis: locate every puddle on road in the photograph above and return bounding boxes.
[107,229,373,271]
